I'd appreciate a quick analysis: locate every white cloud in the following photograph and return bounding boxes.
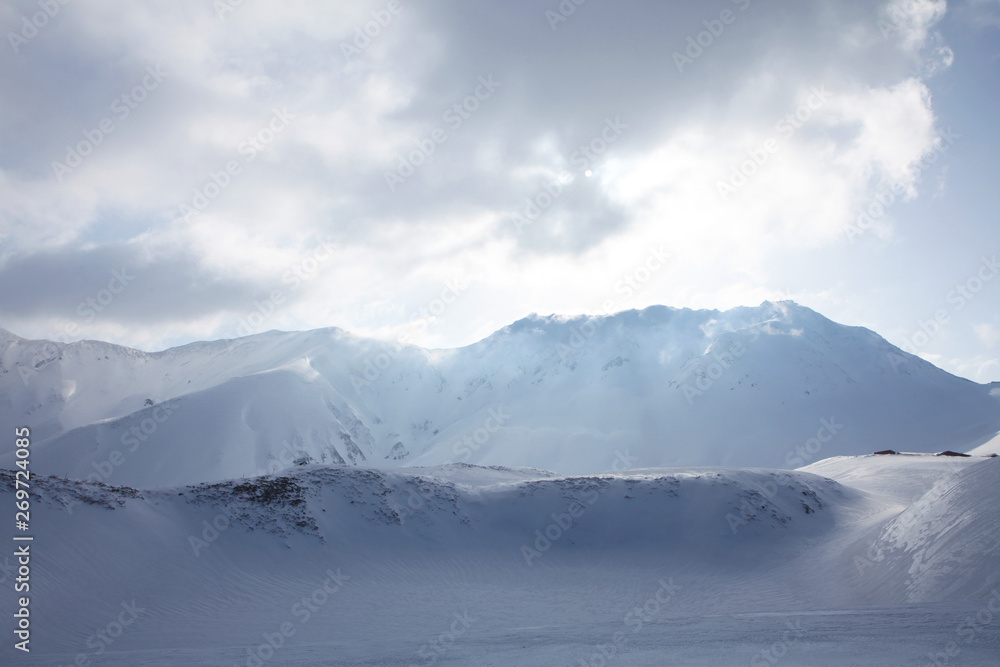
[974,323,1000,348]
[942,354,1000,383]
[0,0,972,358]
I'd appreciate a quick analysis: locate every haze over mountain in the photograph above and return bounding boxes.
[2,301,998,488]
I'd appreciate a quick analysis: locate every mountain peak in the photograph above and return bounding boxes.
[3,303,999,487]
[0,326,26,354]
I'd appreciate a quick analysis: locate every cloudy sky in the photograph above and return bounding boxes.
[1,0,998,381]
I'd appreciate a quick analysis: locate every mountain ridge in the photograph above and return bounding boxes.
[2,301,998,487]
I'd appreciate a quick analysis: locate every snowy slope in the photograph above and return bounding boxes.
[0,455,997,665]
[22,368,381,488]
[2,301,999,487]
[968,429,1000,456]
[871,458,1000,601]
[803,454,1000,604]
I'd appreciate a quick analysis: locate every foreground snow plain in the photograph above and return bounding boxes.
[2,454,997,666]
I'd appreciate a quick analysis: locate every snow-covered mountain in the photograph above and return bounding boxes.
[0,302,1000,488]
[1,455,997,665]
[3,303,999,664]
[2,301,999,487]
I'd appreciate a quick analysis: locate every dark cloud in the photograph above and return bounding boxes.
[0,244,272,323]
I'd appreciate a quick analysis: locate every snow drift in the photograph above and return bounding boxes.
[0,455,997,664]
